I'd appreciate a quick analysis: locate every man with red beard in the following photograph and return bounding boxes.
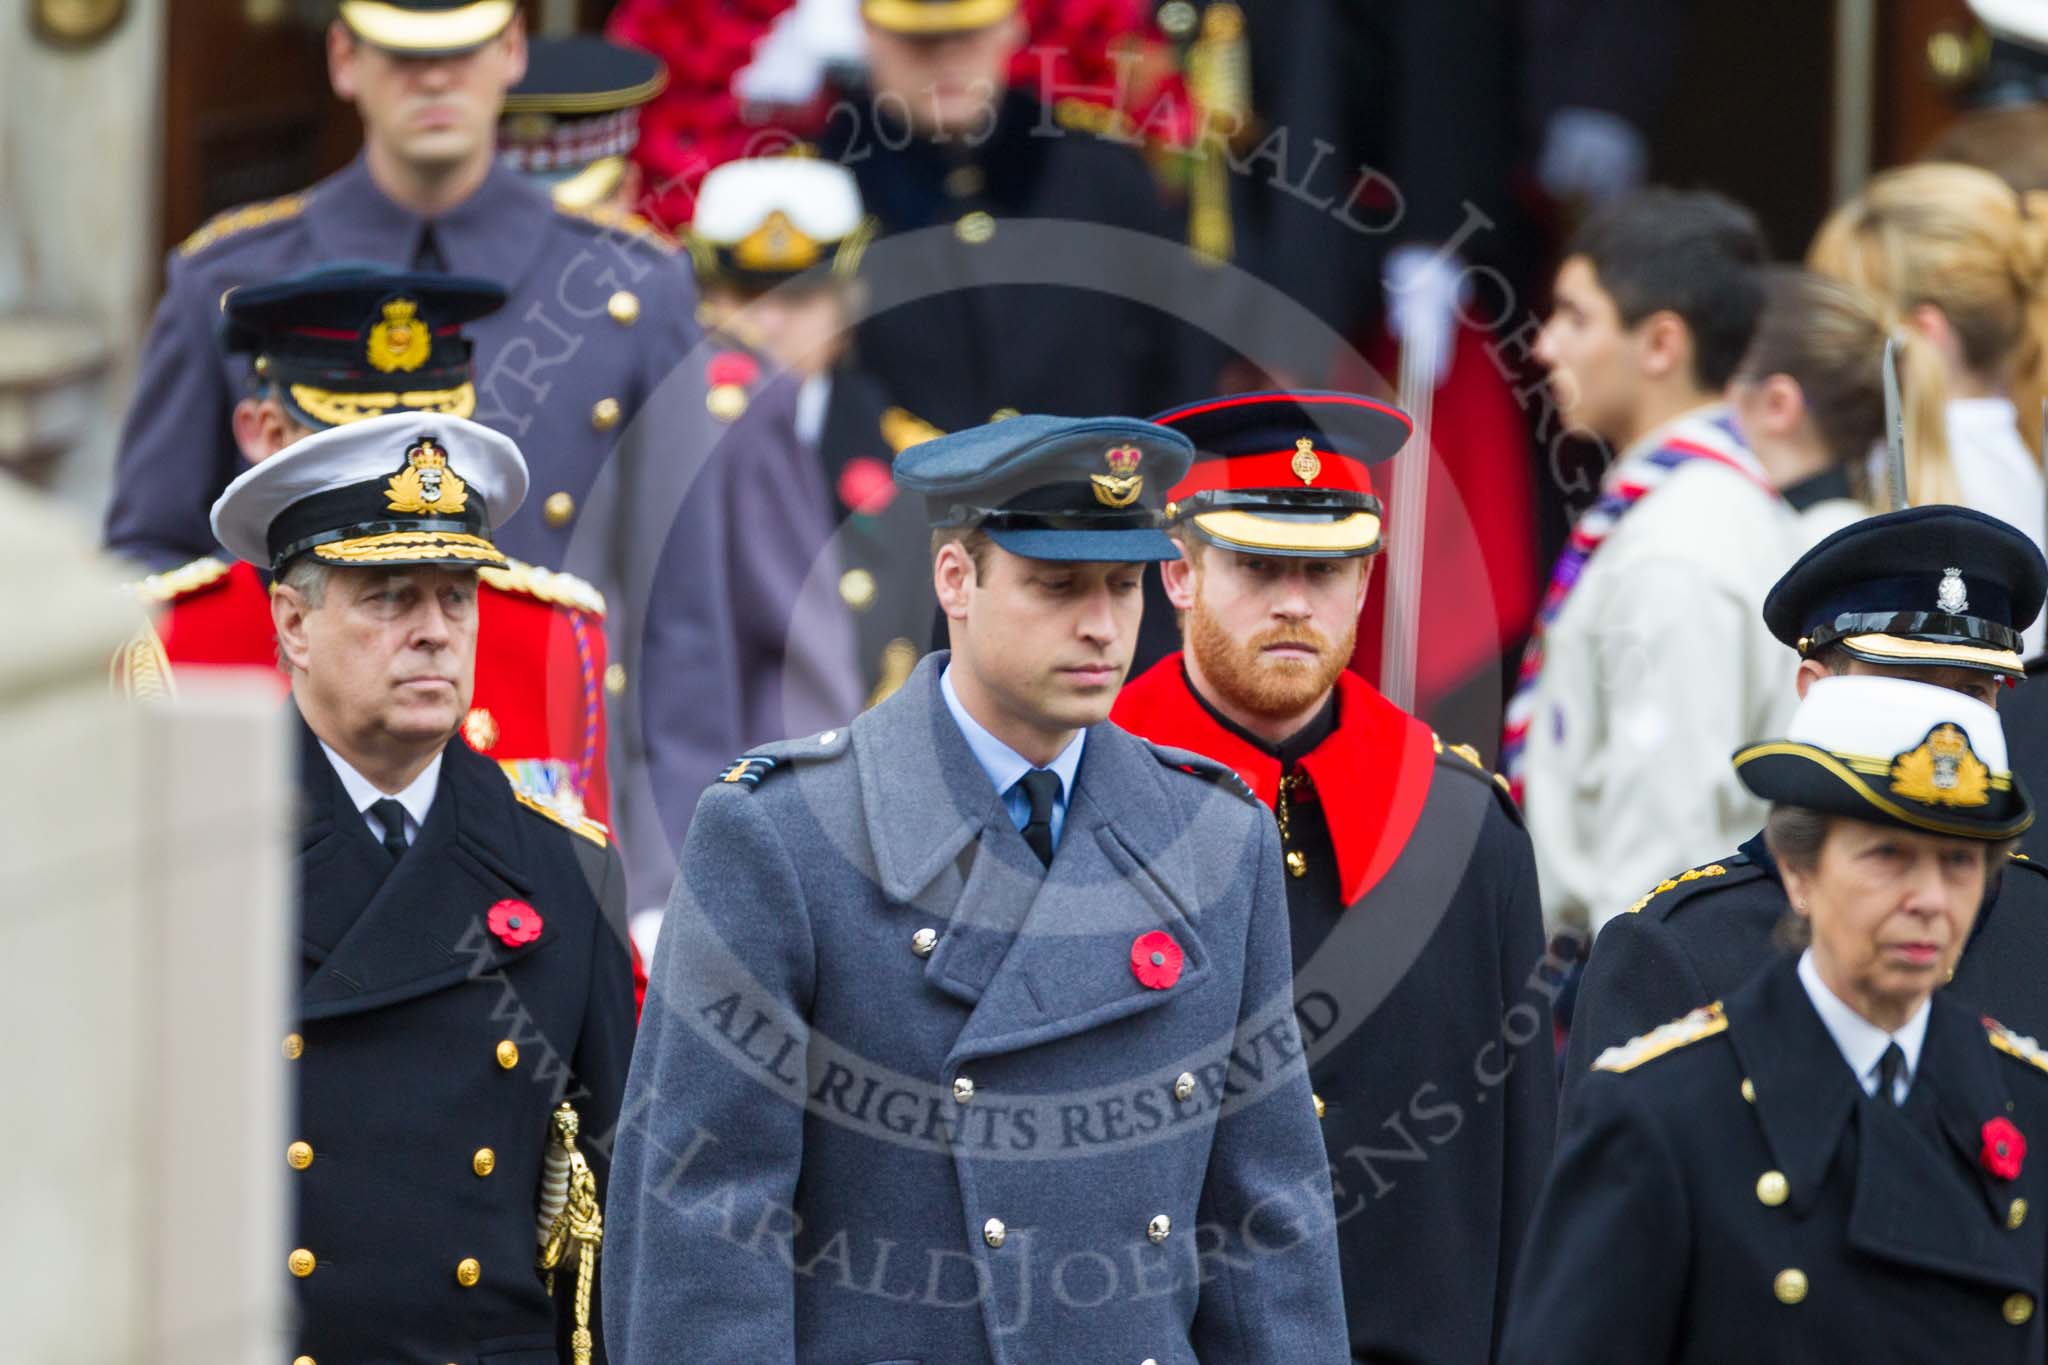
[1112,391,1555,1365]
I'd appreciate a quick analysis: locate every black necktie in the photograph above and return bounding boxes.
[1016,769,1061,868]
[1877,1041,1906,1106]
[369,798,410,862]
[413,224,447,273]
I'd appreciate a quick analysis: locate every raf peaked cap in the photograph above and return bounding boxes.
[500,37,668,209]
[337,0,516,56]
[893,414,1194,562]
[211,412,527,574]
[1152,390,1413,558]
[1735,674,2033,840]
[222,264,505,430]
[1763,505,2048,677]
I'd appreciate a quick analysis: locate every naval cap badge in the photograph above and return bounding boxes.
[385,436,469,515]
[1938,566,1969,615]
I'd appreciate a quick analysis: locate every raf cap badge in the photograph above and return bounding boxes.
[1891,723,1992,808]
[1939,566,1970,615]
[1092,444,1144,508]
[366,298,431,374]
[385,436,470,515]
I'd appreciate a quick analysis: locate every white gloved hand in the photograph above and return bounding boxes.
[1538,107,1650,205]
[1383,243,1465,382]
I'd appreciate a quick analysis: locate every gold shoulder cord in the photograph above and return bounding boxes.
[538,1103,604,1365]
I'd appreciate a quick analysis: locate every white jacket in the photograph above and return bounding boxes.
[1523,412,1806,937]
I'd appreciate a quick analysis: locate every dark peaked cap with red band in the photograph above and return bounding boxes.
[1152,390,1414,558]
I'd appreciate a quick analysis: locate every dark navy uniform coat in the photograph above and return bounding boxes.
[289,711,635,1364]
[813,365,940,704]
[820,89,1207,433]
[1504,955,2048,1365]
[604,653,1348,1363]
[105,155,862,908]
[1114,658,1556,1364]
[1562,832,2048,1109]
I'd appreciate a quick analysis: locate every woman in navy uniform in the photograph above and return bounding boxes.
[208,411,635,1364]
[1562,507,2048,1098]
[1503,675,2048,1363]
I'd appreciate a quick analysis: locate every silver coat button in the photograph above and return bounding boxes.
[954,1076,976,1103]
[1147,1213,1171,1244]
[912,928,939,958]
[983,1217,1006,1248]
[1173,1071,1196,1101]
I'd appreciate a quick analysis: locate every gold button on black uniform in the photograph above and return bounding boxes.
[1773,1268,1807,1305]
[955,211,996,245]
[283,1032,304,1060]
[287,1140,314,1171]
[495,1039,519,1070]
[456,1257,481,1287]
[289,1248,316,1278]
[2006,1293,2035,1326]
[473,1147,496,1177]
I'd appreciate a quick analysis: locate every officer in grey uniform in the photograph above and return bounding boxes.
[101,0,859,915]
[604,415,1349,1362]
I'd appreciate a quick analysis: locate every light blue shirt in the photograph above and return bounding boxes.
[940,663,1086,852]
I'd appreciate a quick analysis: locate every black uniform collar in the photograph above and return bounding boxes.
[307,153,558,294]
[1182,662,1339,772]
[1780,466,1854,514]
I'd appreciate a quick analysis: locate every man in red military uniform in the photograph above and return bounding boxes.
[1111,391,1555,1364]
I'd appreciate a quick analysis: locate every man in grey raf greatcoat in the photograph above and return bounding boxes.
[603,414,1348,1362]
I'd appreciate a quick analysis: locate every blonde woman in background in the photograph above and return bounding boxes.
[1809,163,2048,655]
[1728,270,1921,545]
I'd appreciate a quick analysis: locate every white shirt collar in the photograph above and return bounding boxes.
[1796,948,1931,1102]
[794,373,831,449]
[319,740,443,834]
[940,662,1086,803]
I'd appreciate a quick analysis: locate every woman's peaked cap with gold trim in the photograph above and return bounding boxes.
[1734,674,2033,840]
[211,413,528,574]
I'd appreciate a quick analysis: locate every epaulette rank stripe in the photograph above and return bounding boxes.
[881,406,946,456]
[554,202,678,254]
[1433,731,1512,795]
[178,194,307,256]
[132,555,231,605]
[1593,1002,1728,1073]
[1625,862,1729,915]
[1987,1019,2048,1076]
[720,756,779,788]
[479,560,607,617]
[513,790,609,847]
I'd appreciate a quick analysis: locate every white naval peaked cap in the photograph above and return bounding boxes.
[210,412,528,572]
[1786,675,2009,775]
[694,157,866,246]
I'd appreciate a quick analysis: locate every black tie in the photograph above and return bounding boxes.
[413,224,447,272]
[1016,769,1061,868]
[369,798,410,862]
[1877,1041,1906,1106]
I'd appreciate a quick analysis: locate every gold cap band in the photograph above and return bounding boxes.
[861,0,1019,34]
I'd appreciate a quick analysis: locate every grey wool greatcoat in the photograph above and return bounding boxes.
[603,653,1349,1363]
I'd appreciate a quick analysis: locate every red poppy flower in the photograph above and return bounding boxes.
[488,899,544,948]
[1983,1117,2026,1181]
[1130,931,1183,990]
[707,351,760,389]
[837,457,898,516]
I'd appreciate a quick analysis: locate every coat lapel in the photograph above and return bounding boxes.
[947,723,1213,1067]
[295,715,394,966]
[1724,957,1863,1216]
[298,728,557,1020]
